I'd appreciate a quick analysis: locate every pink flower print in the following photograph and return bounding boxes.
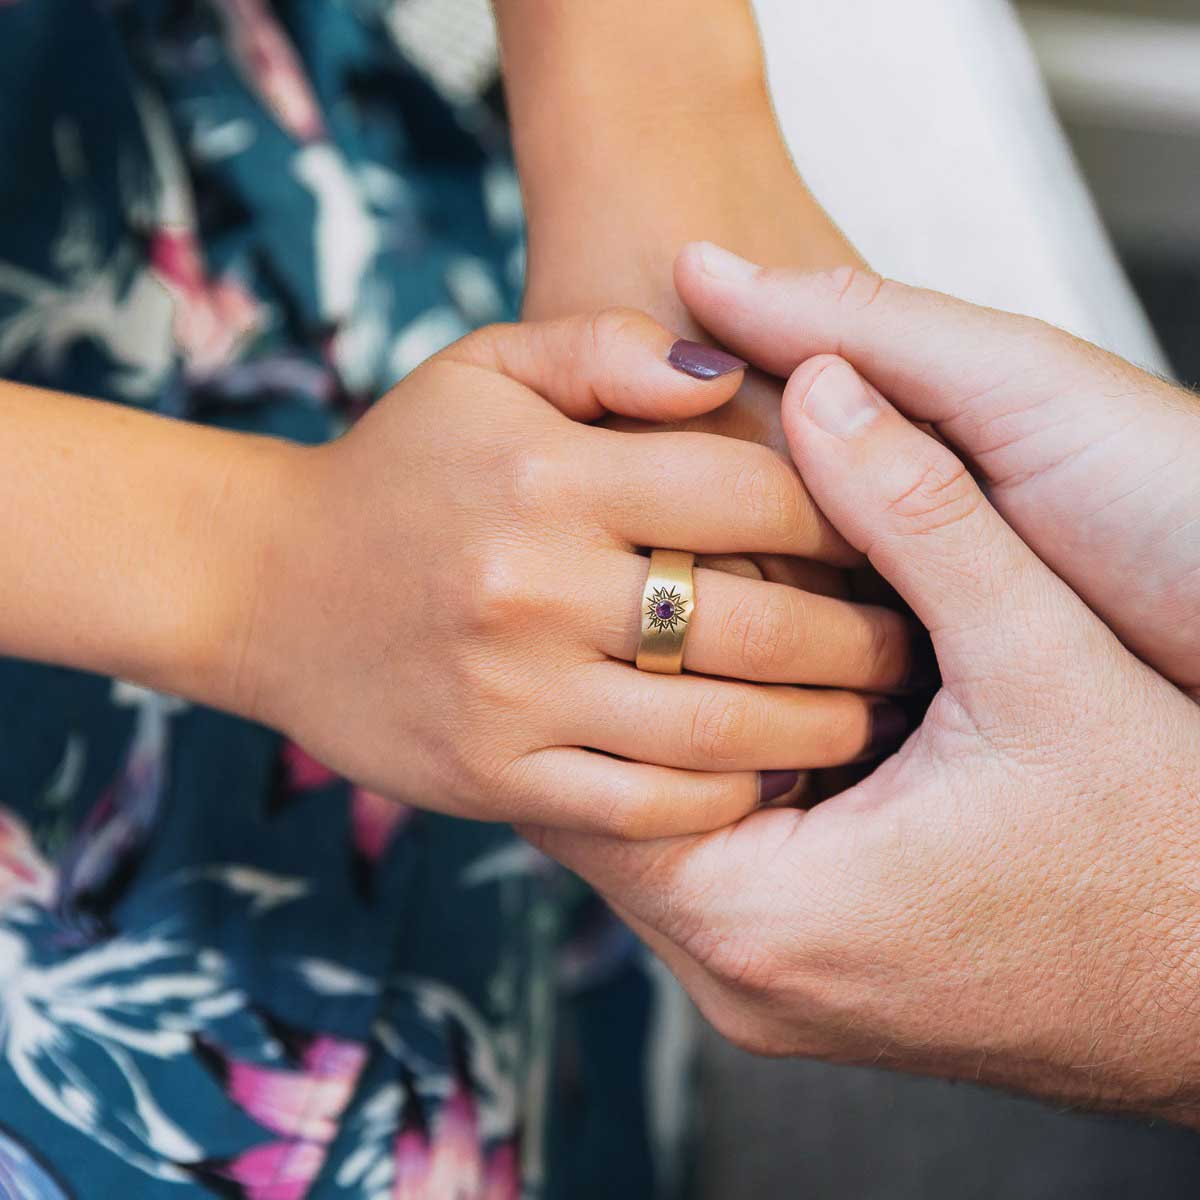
[215,1036,368,1142]
[54,688,182,939]
[425,1073,483,1199]
[0,808,54,913]
[351,788,411,866]
[148,228,260,374]
[281,743,339,794]
[392,1123,431,1200]
[302,1035,367,1079]
[482,1140,521,1200]
[149,226,205,293]
[192,1032,368,1199]
[216,0,326,142]
[210,276,262,341]
[198,1139,327,1200]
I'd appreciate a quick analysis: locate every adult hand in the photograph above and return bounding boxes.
[527,327,1200,1122]
[233,310,915,839]
[520,120,862,598]
[675,244,1200,691]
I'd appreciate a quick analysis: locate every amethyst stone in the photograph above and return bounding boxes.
[655,601,676,621]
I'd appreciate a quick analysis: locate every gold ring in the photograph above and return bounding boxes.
[636,549,696,674]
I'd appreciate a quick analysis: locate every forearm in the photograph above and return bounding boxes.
[0,380,287,710]
[496,0,860,320]
[495,0,771,202]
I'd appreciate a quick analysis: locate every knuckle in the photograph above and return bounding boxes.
[725,453,804,543]
[461,544,538,636]
[884,449,982,535]
[442,323,499,369]
[688,692,750,766]
[588,305,645,358]
[723,591,799,678]
[821,265,890,312]
[501,442,567,514]
[455,741,509,803]
[1019,314,1071,360]
[469,320,512,357]
[595,781,657,842]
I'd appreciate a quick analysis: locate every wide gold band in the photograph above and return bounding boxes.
[636,549,696,675]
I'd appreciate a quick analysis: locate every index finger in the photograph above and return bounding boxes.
[444,306,747,423]
[587,428,860,565]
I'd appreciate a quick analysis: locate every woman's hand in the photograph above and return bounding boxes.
[527,345,1200,1123]
[234,310,915,839]
[675,244,1200,690]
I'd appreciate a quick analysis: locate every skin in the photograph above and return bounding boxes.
[527,248,1200,1126]
[0,309,915,841]
[497,0,861,462]
[674,246,1200,694]
[495,0,872,811]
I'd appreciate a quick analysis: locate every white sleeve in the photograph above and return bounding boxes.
[753,0,1168,373]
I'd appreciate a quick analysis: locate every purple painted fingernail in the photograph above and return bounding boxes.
[759,770,801,806]
[667,339,748,381]
[865,704,908,761]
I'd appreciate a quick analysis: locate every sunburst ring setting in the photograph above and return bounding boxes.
[636,549,696,675]
[645,586,689,635]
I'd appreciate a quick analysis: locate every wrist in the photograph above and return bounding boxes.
[517,89,787,242]
[168,431,310,724]
[522,151,852,324]
[502,1,780,230]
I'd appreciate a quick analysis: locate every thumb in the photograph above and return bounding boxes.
[680,245,1200,688]
[444,307,746,423]
[783,356,1083,682]
[674,242,1177,491]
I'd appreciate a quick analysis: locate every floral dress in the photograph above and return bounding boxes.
[0,2,688,1197]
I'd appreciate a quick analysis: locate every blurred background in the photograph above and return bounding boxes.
[1020,0,1200,387]
[397,0,1200,1195]
[393,0,1199,385]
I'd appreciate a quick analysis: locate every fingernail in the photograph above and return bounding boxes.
[800,360,881,439]
[759,769,801,806]
[667,339,748,381]
[865,704,908,760]
[694,241,761,283]
[904,630,941,692]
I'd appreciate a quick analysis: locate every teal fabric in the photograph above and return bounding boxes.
[0,3,672,1196]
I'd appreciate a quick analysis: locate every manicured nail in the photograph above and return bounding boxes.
[800,359,881,439]
[865,704,908,760]
[667,339,747,381]
[904,630,941,692]
[759,769,801,806]
[694,241,761,282]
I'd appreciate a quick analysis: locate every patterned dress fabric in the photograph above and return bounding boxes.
[0,2,685,1197]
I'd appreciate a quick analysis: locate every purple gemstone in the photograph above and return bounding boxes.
[655,601,676,621]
